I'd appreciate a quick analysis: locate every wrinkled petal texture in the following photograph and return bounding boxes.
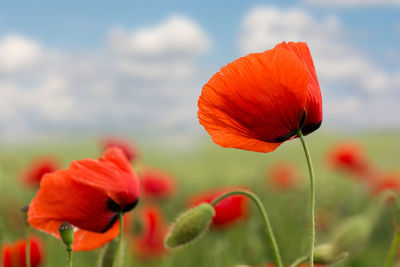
[198,41,322,153]
[28,147,140,251]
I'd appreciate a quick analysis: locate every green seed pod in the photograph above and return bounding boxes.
[164,203,215,249]
[314,243,348,265]
[58,222,74,249]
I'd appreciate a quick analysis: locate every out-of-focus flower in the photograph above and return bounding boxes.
[141,168,177,199]
[188,188,249,227]
[132,205,167,259]
[327,142,369,177]
[372,171,400,195]
[2,236,44,267]
[28,147,140,251]
[198,41,322,153]
[267,162,299,190]
[21,157,59,187]
[101,137,139,162]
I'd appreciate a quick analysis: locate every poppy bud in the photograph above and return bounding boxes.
[314,243,348,265]
[164,203,215,249]
[58,222,74,249]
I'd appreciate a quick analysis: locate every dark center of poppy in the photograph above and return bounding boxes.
[101,198,139,233]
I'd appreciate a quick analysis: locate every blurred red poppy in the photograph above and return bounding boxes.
[141,168,177,199]
[198,41,322,153]
[28,147,140,251]
[327,142,369,176]
[2,236,44,267]
[21,157,59,187]
[132,205,167,259]
[267,162,299,190]
[188,188,248,227]
[101,137,139,162]
[372,171,400,195]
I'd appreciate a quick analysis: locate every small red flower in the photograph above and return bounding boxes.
[27,147,140,251]
[21,157,59,187]
[372,172,400,195]
[2,236,44,267]
[101,137,139,162]
[198,41,322,153]
[188,188,248,227]
[141,168,177,199]
[132,205,167,259]
[327,142,369,176]
[267,162,299,190]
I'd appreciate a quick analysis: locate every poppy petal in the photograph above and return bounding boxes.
[198,44,309,153]
[72,221,120,251]
[69,147,140,209]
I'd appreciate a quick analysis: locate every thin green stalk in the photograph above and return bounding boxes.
[211,190,283,267]
[66,247,73,267]
[297,129,316,267]
[289,255,308,267]
[384,227,400,267]
[26,223,31,267]
[112,212,124,267]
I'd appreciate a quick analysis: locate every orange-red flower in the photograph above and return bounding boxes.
[327,142,369,176]
[198,41,322,153]
[267,162,299,190]
[141,168,177,199]
[21,157,59,187]
[372,171,400,195]
[2,236,44,267]
[27,147,140,251]
[101,137,139,162]
[132,205,167,259]
[188,188,248,227]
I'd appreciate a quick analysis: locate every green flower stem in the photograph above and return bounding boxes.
[112,212,124,267]
[297,129,316,267]
[384,227,400,267]
[26,223,31,267]
[66,247,73,267]
[289,255,308,267]
[211,190,283,267]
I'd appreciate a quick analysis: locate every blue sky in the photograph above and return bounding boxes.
[0,0,399,142]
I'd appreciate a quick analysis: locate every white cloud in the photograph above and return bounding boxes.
[304,0,400,7]
[0,35,42,72]
[239,6,400,128]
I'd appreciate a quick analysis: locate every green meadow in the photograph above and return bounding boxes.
[1,130,399,267]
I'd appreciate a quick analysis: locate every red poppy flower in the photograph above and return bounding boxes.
[101,137,139,162]
[198,41,322,153]
[188,188,248,227]
[267,162,299,190]
[141,168,177,199]
[2,236,44,267]
[327,142,369,176]
[132,205,167,259]
[27,147,140,251]
[372,172,400,196]
[21,157,59,187]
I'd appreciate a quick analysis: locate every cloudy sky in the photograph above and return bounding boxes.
[0,0,399,142]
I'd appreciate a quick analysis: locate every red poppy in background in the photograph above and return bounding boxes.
[132,205,167,259]
[101,137,139,162]
[21,157,59,187]
[2,236,43,267]
[267,162,299,190]
[327,142,369,176]
[188,188,248,227]
[198,41,322,153]
[372,171,400,196]
[28,147,140,251]
[141,168,177,199]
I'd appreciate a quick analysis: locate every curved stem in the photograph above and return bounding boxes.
[26,223,31,267]
[211,190,283,267]
[112,212,124,267]
[289,255,308,267]
[297,129,316,267]
[384,227,400,267]
[66,248,73,267]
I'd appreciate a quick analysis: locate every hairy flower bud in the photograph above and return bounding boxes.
[314,243,348,265]
[164,203,215,249]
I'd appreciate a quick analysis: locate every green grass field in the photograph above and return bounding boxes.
[1,131,400,267]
